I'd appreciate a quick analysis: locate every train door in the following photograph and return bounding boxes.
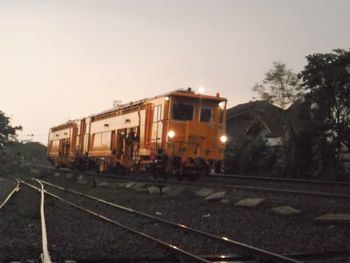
[124,127,138,167]
[111,130,116,154]
[116,129,125,162]
[59,138,70,159]
[115,127,140,169]
[151,104,163,149]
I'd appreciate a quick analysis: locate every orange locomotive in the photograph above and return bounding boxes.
[48,88,227,179]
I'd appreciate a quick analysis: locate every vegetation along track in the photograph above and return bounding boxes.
[35,165,350,199]
[36,178,301,263]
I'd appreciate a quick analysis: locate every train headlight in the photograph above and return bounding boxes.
[168,130,175,138]
[218,101,225,109]
[220,135,227,143]
[198,87,205,95]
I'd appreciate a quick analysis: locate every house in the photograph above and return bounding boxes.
[226,101,284,146]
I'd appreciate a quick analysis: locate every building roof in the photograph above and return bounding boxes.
[227,100,284,138]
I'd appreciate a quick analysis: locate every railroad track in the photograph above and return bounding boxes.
[35,179,52,263]
[21,179,205,262]
[0,178,20,209]
[34,165,350,199]
[210,174,350,186]
[28,178,301,263]
[35,164,350,186]
[0,178,50,262]
[2,176,349,262]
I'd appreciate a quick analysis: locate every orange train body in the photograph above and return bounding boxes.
[47,89,227,179]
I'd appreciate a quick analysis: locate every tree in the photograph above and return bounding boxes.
[299,49,350,172]
[253,62,301,109]
[0,111,22,150]
[5,142,48,164]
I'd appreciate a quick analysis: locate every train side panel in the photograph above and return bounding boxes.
[48,89,227,177]
[85,107,149,171]
[48,121,79,167]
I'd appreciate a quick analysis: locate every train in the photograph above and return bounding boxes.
[47,88,227,180]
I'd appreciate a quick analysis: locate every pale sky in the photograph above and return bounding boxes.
[1,0,349,145]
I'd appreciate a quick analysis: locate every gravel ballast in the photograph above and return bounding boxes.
[0,186,41,261]
[43,193,171,261]
[42,174,350,256]
[2,171,350,262]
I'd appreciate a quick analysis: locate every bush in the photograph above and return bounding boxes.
[0,142,48,174]
[225,137,279,175]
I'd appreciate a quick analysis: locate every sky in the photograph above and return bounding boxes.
[0,0,349,145]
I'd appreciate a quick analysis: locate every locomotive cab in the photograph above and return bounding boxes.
[161,91,227,179]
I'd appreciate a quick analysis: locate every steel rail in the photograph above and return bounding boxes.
[118,177,350,199]
[20,179,211,263]
[35,179,52,263]
[39,179,301,263]
[35,165,350,199]
[0,179,20,209]
[285,250,350,260]
[209,174,350,186]
[195,181,350,199]
[34,164,350,186]
[84,174,350,199]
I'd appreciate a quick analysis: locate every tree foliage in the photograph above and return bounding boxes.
[5,142,48,164]
[240,51,350,179]
[299,49,350,150]
[225,138,279,175]
[253,62,301,109]
[0,111,22,150]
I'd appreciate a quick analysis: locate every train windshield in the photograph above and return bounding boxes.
[200,107,212,122]
[172,103,194,121]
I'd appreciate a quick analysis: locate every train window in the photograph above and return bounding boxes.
[172,103,193,121]
[101,132,111,147]
[200,108,212,122]
[93,133,102,148]
[92,132,111,149]
[153,105,162,122]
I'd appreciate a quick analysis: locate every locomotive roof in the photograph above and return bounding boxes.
[50,89,226,130]
[89,88,226,118]
[50,119,79,132]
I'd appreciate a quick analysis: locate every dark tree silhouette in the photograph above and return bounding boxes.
[253,61,301,109]
[0,111,22,150]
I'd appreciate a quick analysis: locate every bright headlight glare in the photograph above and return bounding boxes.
[168,130,175,138]
[198,87,205,94]
[220,135,227,143]
[218,101,225,109]
[165,96,170,101]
